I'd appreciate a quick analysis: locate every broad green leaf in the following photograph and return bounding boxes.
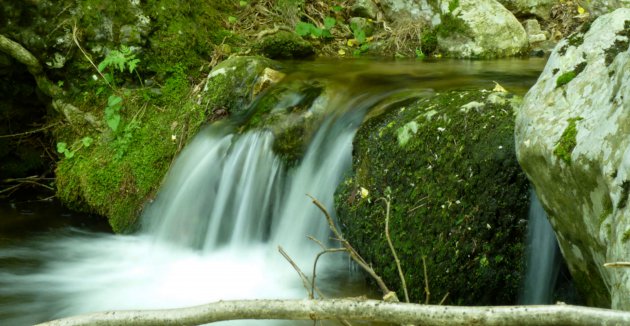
[97,60,108,72]
[321,29,332,39]
[64,150,75,159]
[228,16,237,24]
[295,22,314,37]
[106,114,121,132]
[324,17,336,30]
[310,26,323,38]
[81,137,94,147]
[108,95,123,108]
[56,142,68,153]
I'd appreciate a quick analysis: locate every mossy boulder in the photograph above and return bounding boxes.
[335,89,529,305]
[256,31,314,59]
[202,56,282,117]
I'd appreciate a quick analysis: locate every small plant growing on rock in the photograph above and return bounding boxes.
[295,16,336,39]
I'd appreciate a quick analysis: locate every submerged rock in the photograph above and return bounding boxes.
[515,8,630,309]
[336,89,529,305]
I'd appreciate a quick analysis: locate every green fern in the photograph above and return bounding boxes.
[98,45,140,74]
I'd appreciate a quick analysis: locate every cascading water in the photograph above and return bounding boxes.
[0,59,547,325]
[520,189,562,304]
[0,69,420,325]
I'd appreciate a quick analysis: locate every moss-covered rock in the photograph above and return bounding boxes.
[256,31,314,59]
[335,89,529,305]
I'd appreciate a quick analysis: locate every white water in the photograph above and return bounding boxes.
[0,81,402,325]
[520,189,561,304]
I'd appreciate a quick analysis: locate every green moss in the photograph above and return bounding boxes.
[553,117,583,165]
[436,13,471,38]
[567,33,584,47]
[448,0,460,12]
[556,71,576,88]
[336,90,528,305]
[144,0,238,72]
[420,30,438,55]
[256,31,314,59]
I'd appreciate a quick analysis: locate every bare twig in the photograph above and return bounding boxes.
[0,122,61,139]
[311,248,346,299]
[278,246,314,298]
[307,194,397,302]
[379,196,410,303]
[71,23,111,89]
[439,293,450,306]
[422,256,430,304]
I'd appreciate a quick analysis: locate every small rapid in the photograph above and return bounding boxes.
[0,58,547,325]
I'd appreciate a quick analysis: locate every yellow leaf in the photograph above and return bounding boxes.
[338,49,346,56]
[492,81,507,93]
[577,6,585,15]
[359,187,369,199]
[366,36,374,42]
[347,39,357,47]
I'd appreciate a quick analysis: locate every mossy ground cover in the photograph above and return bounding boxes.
[335,89,529,305]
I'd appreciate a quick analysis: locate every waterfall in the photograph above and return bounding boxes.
[520,189,561,304]
[0,75,412,325]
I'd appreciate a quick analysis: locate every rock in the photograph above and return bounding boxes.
[378,0,436,22]
[351,0,380,20]
[349,17,376,37]
[336,89,529,305]
[256,31,314,59]
[436,0,529,58]
[524,19,547,43]
[576,0,630,17]
[515,8,630,309]
[497,0,558,19]
[202,56,282,116]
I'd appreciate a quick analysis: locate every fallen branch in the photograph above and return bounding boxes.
[36,298,630,326]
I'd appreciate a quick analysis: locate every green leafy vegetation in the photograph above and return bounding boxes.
[295,16,336,39]
[56,137,94,159]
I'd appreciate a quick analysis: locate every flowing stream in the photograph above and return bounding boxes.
[0,58,546,325]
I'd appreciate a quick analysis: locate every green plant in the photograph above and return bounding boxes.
[105,95,123,132]
[97,45,141,88]
[349,22,370,56]
[57,137,94,159]
[295,16,336,39]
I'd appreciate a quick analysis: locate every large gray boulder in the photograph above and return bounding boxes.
[379,0,529,58]
[436,0,529,58]
[515,8,630,309]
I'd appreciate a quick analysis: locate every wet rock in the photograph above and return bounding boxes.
[336,89,529,305]
[202,56,282,116]
[515,8,630,309]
